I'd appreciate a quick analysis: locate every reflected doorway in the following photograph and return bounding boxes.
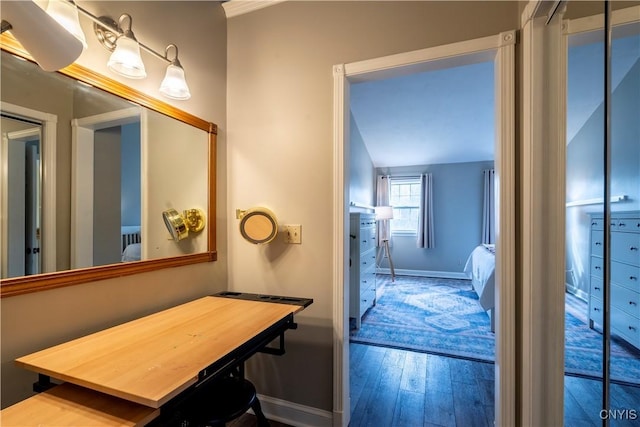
[1,114,41,278]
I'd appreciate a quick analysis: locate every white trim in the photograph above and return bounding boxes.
[332,63,350,427]
[333,30,517,427]
[493,29,517,427]
[566,286,588,303]
[222,0,286,18]
[520,6,566,426]
[565,5,640,36]
[376,268,468,280]
[1,101,57,274]
[252,394,332,427]
[71,107,141,268]
[73,107,141,129]
[344,31,514,83]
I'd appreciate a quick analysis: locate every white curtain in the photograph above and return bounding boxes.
[482,169,495,244]
[417,173,434,248]
[376,175,390,247]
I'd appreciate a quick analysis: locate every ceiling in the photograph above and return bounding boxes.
[350,60,494,169]
[350,33,639,169]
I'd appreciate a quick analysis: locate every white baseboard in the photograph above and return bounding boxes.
[251,394,333,427]
[565,284,588,302]
[376,268,468,280]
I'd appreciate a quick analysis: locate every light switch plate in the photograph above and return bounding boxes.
[284,225,302,244]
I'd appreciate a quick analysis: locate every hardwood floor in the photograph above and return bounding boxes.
[350,343,493,427]
[202,344,640,426]
[350,343,640,427]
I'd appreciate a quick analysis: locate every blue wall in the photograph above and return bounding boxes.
[566,56,639,297]
[378,161,493,275]
[349,113,376,208]
[120,122,141,227]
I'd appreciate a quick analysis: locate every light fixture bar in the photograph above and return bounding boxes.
[72,2,170,65]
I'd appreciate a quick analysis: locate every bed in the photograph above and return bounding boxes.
[464,244,496,332]
[121,226,142,262]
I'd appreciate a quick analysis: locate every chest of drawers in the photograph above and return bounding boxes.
[588,211,640,349]
[350,213,377,329]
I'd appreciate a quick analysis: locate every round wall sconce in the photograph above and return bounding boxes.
[162,208,206,242]
[236,207,278,244]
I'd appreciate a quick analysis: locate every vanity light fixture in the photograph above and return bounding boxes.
[106,14,146,79]
[159,45,191,100]
[0,0,84,71]
[84,7,192,98]
[2,0,192,100]
[162,208,206,242]
[45,0,88,49]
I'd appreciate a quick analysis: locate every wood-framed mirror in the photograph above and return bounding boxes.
[0,34,217,298]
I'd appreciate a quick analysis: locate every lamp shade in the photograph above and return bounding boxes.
[159,64,191,100]
[45,0,88,49]
[107,35,146,79]
[375,206,394,220]
[2,0,83,71]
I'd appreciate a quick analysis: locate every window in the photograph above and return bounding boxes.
[389,177,421,234]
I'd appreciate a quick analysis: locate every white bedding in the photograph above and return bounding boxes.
[464,244,496,331]
[122,243,141,262]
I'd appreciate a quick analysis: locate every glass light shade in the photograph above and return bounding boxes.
[45,0,88,49]
[375,206,394,220]
[159,64,191,100]
[2,0,83,71]
[107,36,146,79]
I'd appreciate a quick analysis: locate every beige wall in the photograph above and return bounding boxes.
[1,1,228,407]
[227,0,521,412]
[2,0,526,416]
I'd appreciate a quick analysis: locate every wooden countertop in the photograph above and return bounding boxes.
[0,383,159,426]
[15,296,302,408]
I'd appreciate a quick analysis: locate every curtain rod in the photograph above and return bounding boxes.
[382,175,422,179]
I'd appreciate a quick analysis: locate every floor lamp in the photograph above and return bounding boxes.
[375,206,395,282]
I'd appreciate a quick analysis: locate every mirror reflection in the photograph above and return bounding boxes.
[1,49,211,282]
[1,114,42,277]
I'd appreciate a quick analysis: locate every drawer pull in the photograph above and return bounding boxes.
[630,246,639,251]
[595,242,602,246]
[594,286,601,291]
[629,301,637,306]
[595,266,602,270]
[630,276,638,281]
[629,326,637,332]
[619,222,626,227]
[594,307,600,312]
[592,222,597,226]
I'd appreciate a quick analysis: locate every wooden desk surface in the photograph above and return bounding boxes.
[0,383,159,427]
[15,296,302,408]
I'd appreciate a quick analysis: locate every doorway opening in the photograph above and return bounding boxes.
[333,31,516,427]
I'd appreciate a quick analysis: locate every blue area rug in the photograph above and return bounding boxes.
[349,275,640,385]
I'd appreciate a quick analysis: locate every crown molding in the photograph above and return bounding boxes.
[222,0,286,18]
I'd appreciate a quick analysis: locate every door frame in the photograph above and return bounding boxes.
[332,31,516,427]
[1,101,57,275]
[71,107,141,269]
